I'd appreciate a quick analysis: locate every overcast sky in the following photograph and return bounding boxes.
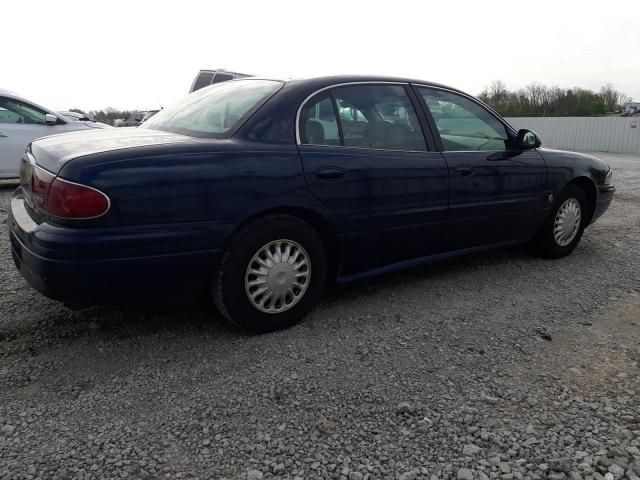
[5,0,640,111]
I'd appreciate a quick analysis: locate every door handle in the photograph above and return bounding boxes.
[315,167,345,179]
[0,133,7,138]
[454,165,474,176]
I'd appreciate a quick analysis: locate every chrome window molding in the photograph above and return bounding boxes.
[298,143,429,154]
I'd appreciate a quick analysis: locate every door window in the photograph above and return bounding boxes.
[299,85,427,151]
[418,88,508,151]
[333,85,426,151]
[0,97,47,124]
[300,94,340,145]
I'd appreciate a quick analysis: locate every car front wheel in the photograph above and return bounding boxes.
[535,184,588,259]
[212,215,327,333]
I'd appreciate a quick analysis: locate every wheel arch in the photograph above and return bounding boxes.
[223,206,342,284]
[567,176,597,223]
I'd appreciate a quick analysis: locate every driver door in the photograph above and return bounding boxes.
[415,86,547,250]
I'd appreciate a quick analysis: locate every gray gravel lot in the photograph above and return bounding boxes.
[1,152,639,480]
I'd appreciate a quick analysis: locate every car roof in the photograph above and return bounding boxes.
[229,75,473,103]
[288,74,451,87]
[237,75,463,94]
[0,89,22,99]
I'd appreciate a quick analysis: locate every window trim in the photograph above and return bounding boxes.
[296,81,434,152]
[410,84,517,152]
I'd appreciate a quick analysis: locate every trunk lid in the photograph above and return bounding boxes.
[29,127,191,174]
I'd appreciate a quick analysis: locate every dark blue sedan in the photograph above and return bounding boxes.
[9,76,615,332]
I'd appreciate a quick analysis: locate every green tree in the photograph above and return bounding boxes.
[478,81,632,117]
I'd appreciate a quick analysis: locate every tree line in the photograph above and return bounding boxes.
[478,81,632,117]
[69,108,132,125]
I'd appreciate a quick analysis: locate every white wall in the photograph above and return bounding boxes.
[505,117,640,154]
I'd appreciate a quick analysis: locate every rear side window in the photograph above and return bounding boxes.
[418,87,508,151]
[299,85,426,151]
[300,94,340,145]
[334,85,425,151]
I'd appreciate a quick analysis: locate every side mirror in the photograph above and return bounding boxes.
[517,129,541,149]
[44,113,58,125]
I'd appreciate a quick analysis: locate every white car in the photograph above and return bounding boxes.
[0,90,110,178]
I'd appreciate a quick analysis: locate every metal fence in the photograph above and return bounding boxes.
[505,117,640,154]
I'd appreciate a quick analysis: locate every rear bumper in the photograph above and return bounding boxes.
[590,184,615,225]
[9,194,226,305]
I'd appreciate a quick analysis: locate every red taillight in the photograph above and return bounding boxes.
[28,166,110,219]
[30,167,55,210]
[46,177,110,219]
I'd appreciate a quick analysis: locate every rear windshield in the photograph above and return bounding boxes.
[142,80,282,138]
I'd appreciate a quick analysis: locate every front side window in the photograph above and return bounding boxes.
[299,84,426,151]
[142,79,282,138]
[0,97,46,125]
[419,87,508,151]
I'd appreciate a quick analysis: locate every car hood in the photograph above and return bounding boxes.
[30,128,192,174]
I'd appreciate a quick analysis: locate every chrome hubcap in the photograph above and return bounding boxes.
[554,198,582,246]
[245,239,311,313]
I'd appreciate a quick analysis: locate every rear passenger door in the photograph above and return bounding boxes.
[297,84,448,275]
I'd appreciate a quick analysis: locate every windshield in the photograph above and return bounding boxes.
[142,80,283,138]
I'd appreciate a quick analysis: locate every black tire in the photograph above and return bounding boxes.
[212,215,327,333]
[534,184,589,259]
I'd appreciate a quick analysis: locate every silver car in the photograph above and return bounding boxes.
[0,90,110,178]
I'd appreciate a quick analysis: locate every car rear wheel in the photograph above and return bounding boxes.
[534,184,588,258]
[212,215,327,333]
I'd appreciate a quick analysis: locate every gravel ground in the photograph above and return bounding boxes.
[1,152,639,480]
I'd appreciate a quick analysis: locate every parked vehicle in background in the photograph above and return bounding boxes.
[140,110,160,123]
[58,111,111,128]
[621,102,639,117]
[117,111,160,127]
[0,90,110,178]
[118,112,146,127]
[189,69,251,93]
[58,110,94,121]
[9,76,615,333]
